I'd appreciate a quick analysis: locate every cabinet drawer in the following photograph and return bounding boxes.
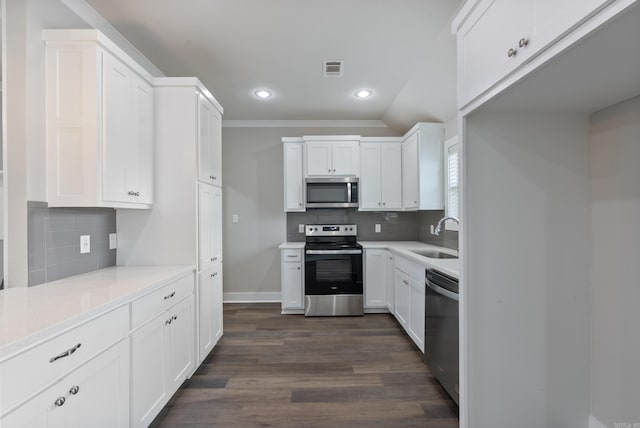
[131,273,194,330]
[282,249,302,262]
[0,305,129,414]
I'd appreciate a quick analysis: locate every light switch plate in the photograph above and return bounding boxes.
[80,235,91,254]
[232,214,239,223]
[109,233,117,250]
[375,224,381,233]
[299,224,305,233]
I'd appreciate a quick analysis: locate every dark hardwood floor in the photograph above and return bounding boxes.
[151,303,459,428]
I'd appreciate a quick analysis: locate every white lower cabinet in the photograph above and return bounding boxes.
[386,252,395,313]
[0,339,130,428]
[280,248,304,313]
[131,279,195,428]
[364,249,389,309]
[198,265,223,362]
[408,275,425,352]
[394,269,411,329]
[393,255,426,352]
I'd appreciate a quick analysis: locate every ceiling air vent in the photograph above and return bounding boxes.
[323,60,344,77]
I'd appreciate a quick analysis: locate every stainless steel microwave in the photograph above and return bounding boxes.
[305,177,359,208]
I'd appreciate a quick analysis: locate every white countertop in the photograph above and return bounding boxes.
[279,240,459,278]
[278,242,305,249]
[359,241,459,279]
[0,265,195,360]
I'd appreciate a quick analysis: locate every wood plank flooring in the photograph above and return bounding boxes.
[151,303,458,428]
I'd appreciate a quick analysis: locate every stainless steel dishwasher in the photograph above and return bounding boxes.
[425,268,459,405]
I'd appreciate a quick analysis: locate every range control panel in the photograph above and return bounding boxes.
[305,224,357,237]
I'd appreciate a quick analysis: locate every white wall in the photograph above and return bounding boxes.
[444,114,458,140]
[464,112,591,428]
[221,125,398,300]
[590,95,640,426]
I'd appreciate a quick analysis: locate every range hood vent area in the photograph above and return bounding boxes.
[323,60,343,77]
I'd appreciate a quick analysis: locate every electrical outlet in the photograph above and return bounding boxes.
[375,224,381,233]
[299,224,305,233]
[80,235,91,254]
[232,214,239,223]
[109,233,117,250]
[430,225,435,234]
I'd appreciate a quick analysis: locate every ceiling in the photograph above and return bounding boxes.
[84,0,462,132]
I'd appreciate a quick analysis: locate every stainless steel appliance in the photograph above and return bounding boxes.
[304,224,363,316]
[305,177,358,208]
[425,268,459,405]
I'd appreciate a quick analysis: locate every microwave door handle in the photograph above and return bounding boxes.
[347,182,352,204]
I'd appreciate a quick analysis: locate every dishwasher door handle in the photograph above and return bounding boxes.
[427,281,459,302]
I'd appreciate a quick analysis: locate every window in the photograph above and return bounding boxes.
[444,137,460,231]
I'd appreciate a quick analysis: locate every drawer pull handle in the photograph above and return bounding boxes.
[165,315,178,325]
[164,291,176,300]
[69,385,80,395]
[286,255,297,258]
[50,343,81,363]
[54,397,66,407]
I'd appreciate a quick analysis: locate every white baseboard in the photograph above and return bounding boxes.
[223,292,281,303]
[589,416,609,428]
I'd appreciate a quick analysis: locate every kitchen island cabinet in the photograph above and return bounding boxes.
[0,266,195,428]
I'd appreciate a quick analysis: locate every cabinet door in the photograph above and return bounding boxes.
[130,76,154,204]
[408,276,426,352]
[167,296,195,393]
[198,95,218,184]
[380,144,402,210]
[198,266,222,362]
[394,270,410,329]
[533,0,610,51]
[212,186,223,265]
[281,259,303,310]
[102,52,133,203]
[459,0,534,106]
[131,313,168,428]
[359,143,382,210]
[305,142,332,176]
[331,142,360,176]
[402,133,419,210]
[364,249,387,308]
[1,340,130,428]
[198,183,215,272]
[284,143,305,211]
[211,110,223,187]
[386,252,395,312]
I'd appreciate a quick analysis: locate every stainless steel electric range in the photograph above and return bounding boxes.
[304,224,363,316]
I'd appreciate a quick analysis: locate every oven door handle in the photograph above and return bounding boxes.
[305,250,362,255]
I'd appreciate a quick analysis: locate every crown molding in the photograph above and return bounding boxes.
[222,119,389,129]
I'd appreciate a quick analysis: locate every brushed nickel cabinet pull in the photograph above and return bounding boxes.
[50,343,82,363]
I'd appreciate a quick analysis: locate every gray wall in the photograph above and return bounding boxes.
[590,96,640,426]
[222,125,399,297]
[27,202,116,286]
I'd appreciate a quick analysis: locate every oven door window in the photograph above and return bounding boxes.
[305,254,363,295]
[306,183,348,203]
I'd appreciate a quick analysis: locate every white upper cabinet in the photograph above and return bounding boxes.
[401,123,444,211]
[360,141,402,211]
[44,30,154,209]
[198,94,222,186]
[304,137,360,176]
[455,0,611,107]
[283,141,305,211]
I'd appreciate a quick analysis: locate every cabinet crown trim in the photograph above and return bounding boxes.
[153,77,224,113]
[42,29,153,83]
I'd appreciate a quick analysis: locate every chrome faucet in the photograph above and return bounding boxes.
[433,216,459,236]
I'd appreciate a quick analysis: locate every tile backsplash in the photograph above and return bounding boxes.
[28,201,117,286]
[286,209,459,251]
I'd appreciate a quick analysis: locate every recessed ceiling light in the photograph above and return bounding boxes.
[355,89,373,99]
[254,89,272,98]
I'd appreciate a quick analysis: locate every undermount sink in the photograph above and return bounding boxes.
[410,249,458,259]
